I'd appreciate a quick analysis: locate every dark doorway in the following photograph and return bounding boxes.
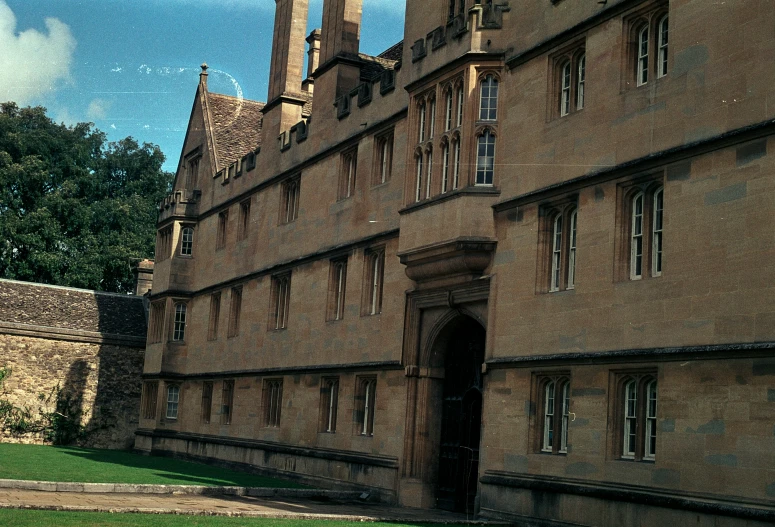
[436,317,485,513]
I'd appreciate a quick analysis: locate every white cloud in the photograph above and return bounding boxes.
[0,1,76,106]
[87,98,111,120]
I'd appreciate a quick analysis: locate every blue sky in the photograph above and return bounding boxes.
[1,0,405,171]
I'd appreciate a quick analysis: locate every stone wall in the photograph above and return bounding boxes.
[0,334,144,449]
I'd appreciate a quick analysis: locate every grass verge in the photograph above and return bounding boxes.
[0,444,305,488]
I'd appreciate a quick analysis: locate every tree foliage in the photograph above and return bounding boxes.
[0,102,173,293]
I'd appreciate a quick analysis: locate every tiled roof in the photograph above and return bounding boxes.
[359,41,403,82]
[378,41,404,62]
[208,93,265,169]
[0,280,147,338]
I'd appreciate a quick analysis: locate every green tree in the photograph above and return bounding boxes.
[0,102,173,293]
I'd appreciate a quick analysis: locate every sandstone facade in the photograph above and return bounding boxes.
[138,0,775,525]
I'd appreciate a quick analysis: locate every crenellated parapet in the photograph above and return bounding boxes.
[158,188,201,223]
[334,66,399,120]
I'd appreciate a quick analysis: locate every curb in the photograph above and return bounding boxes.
[0,503,500,523]
[0,479,365,499]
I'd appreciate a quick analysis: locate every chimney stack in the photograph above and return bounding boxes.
[133,259,154,296]
[263,0,310,135]
[320,0,363,63]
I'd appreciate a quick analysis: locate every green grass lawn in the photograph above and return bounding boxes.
[0,444,305,488]
[0,511,447,527]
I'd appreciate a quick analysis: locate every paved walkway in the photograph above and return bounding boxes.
[0,488,493,523]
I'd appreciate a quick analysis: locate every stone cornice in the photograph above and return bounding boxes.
[0,321,146,349]
[143,360,403,380]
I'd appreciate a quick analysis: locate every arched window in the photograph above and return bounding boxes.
[456,84,465,127]
[445,89,453,132]
[180,227,194,256]
[542,381,555,452]
[441,143,450,194]
[637,24,649,86]
[479,75,498,121]
[425,149,433,199]
[429,98,436,139]
[541,377,571,454]
[652,187,663,276]
[645,380,658,459]
[550,214,563,292]
[475,130,495,185]
[623,380,638,458]
[619,376,657,461]
[567,209,578,289]
[173,303,187,342]
[657,15,668,78]
[576,54,586,110]
[415,154,424,202]
[418,102,427,143]
[560,61,572,117]
[453,139,461,189]
[630,192,645,279]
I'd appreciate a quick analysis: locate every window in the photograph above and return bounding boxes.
[281,176,300,224]
[551,45,586,118]
[456,84,464,127]
[621,183,664,281]
[475,130,495,185]
[166,385,180,420]
[616,374,658,461]
[429,97,436,139]
[141,381,159,420]
[576,54,586,110]
[216,210,228,250]
[221,380,234,425]
[560,61,571,116]
[538,376,570,454]
[478,75,498,121]
[180,227,194,256]
[208,292,221,341]
[444,89,453,131]
[441,142,450,194]
[185,155,200,189]
[453,139,461,190]
[415,153,424,202]
[263,379,283,428]
[328,259,347,321]
[201,381,213,424]
[156,226,172,261]
[363,248,384,316]
[628,9,669,87]
[374,131,393,185]
[425,149,433,199]
[418,102,427,143]
[339,148,357,200]
[237,199,251,241]
[356,377,377,436]
[657,16,669,78]
[149,301,166,344]
[227,286,242,338]
[320,378,339,433]
[172,302,187,342]
[539,203,578,293]
[271,273,291,330]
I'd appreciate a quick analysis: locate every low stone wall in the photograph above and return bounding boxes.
[0,334,144,449]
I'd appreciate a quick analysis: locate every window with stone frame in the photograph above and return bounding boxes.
[355,376,377,436]
[362,247,385,316]
[141,381,159,419]
[270,272,292,330]
[201,381,213,424]
[537,199,579,293]
[207,292,221,341]
[615,176,664,281]
[624,4,669,88]
[280,175,301,224]
[180,226,194,257]
[263,378,283,428]
[549,41,586,119]
[373,129,394,185]
[221,379,234,425]
[172,302,187,342]
[533,374,571,455]
[184,150,201,189]
[156,226,173,262]
[319,377,339,433]
[237,199,251,241]
[478,74,499,121]
[216,210,228,250]
[149,301,166,344]
[611,371,658,461]
[166,384,180,420]
[327,258,348,322]
[227,286,242,338]
[338,147,358,200]
[475,128,496,186]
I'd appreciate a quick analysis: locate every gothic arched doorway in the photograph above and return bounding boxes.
[434,316,485,513]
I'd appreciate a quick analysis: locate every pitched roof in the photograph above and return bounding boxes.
[0,279,147,339]
[378,41,404,62]
[208,93,265,170]
[359,41,403,82]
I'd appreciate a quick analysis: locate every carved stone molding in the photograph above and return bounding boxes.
[398,237,496,288]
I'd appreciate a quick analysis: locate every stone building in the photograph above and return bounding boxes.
[0,277,148,449]
[136,0,775,524]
